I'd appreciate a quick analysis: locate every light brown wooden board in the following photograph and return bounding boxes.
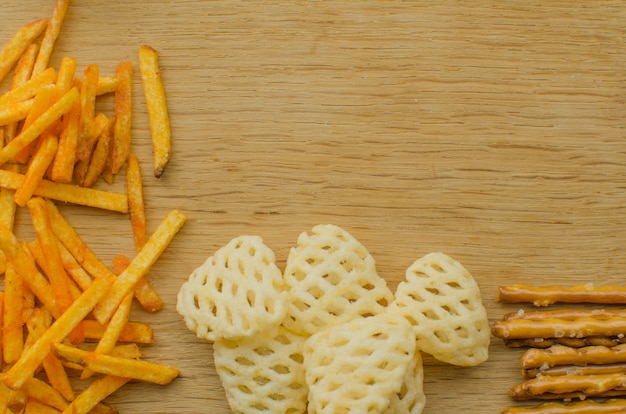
[2,1,626,412]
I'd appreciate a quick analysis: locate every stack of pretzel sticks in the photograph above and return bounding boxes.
[493,283,626,413]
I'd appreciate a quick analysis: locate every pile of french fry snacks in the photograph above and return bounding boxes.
[493,284,626,414]
[0,1,185,413]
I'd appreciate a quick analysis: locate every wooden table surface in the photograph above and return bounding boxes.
[2,1,626,413]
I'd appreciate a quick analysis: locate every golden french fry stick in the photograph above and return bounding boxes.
[13,134,59,206]
[0,168,129,213]
[61,375,129,414]
[3,264,24,364]
[2,274,114,390]
[82,320,153,344]
[0,19,48,84]
[31,0,70,77]
[111,61,132,174]
[0,66,56,107]
[138,45,171,178]
[93,209,187,324]
[3,43,39,142]
[126,152,146,250]
[498,284,626,306]
[0,87,79,167]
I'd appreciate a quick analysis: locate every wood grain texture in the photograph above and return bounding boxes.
[2,1,626,412]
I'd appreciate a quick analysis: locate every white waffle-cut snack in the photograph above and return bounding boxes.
[390,252,490,366]
[176,235,289,341]
[303,312,416,414]
[283,224,393,336]
[214,324,308,414]
[387,351,426,414]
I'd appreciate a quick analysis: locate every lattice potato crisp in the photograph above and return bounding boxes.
[282,224,394,336]
[214,324,308,414]
[303,312,416,414]
[390,252,490,366]
[176,235,290,341]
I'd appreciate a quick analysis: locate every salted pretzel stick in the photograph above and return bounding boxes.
[524,362,626,379]
[510,373,626,401]
[521,343,626,370]
[502,398,626,414]
[499,284,626,306]
[504,308,626,321]
[491,316,626,340]
[504,336,626,349]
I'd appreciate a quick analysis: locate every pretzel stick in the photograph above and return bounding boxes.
[524,362,626,379]
[504,308,626,321]
[498,284,626,306]
[521,343,626,370]
[504,336,626,349]
[510,373,626,401]
[491,316,626,340]
[502,398,626,414]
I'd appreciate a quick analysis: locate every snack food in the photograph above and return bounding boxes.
[213,324,308,414]
[177,235,290,341]
[498,283,626,306]
[303,312,416,414]
[390,252,490,366]
[282,224,393,337]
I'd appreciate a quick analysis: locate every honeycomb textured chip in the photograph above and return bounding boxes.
[387,351,426,414]
[214,324,308,414]
[390,252,490,366]
[282,224,393,336]
[303,312,416,414]
[176,235,289,341]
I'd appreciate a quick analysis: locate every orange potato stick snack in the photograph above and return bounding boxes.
[61,375,129,414]
[2,274,114,390]
[55,241,93,291]
[95,76,119,96]
[0,98,35,126]
[78,64,99,156]
[0,251,5,275]
[0,168,129,213]
[82,116,114,188]
[77,112,109,166]
[93,209,187,324]
[0,225,59,318]
[0,164,19,230]
[14,134,59,206]
[0,67,56,107]
[50,78,81,183]
[20,377,68,412]
[111,61,132,174]
[27,197,75,312]
[0,87,79,167]
[54,343,179,385]
[44,199,121,278]
[56,57,77,95]
[24,398,62,414]
[4,43,39,143]
[113,254,163,313]
[0,292,4,367]
[0,19,48,85]
[138,45,171,178]
[31,0,70,77]
[126,153,146,249]
[82,320,153,344]
[2,264,24,364]
[81,292,133,379]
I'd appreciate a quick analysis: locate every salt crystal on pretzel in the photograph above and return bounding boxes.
[303,312,416,414]
[213,324,308,414]
[389,252,490,366]
[282,224,393,337]
[177,235,289,341]
[498,283,626,306]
